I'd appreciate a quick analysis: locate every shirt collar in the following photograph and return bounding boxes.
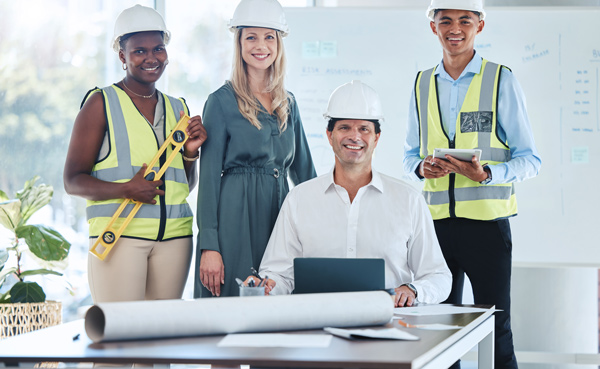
[323,168,336,193]
[369,169,384,193]
[323,167,384,194]
[434,50,482,81]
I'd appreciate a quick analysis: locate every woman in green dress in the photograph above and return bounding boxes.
[194,0,316,298]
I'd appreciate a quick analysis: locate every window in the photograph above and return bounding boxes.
[0,0,309,322]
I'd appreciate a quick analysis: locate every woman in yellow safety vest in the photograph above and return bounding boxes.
[63,5,206,303]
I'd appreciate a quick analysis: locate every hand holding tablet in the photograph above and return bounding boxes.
[433,148,482,162]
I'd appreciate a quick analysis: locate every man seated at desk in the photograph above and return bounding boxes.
[249,80,451,307]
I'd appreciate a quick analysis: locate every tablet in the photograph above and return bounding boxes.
[433,148,482,162]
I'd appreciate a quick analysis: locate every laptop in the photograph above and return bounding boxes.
[293,257,385,294]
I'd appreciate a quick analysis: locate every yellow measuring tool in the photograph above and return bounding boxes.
[90,114,191,261]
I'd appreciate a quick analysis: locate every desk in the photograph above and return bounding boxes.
[0,306,494,368]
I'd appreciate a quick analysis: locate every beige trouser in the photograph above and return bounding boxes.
[88,237,193,303]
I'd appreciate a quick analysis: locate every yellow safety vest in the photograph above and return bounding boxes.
[85,85,193,240]
[415,59,517,221]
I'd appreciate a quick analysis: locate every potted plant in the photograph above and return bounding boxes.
[0,176,71,338]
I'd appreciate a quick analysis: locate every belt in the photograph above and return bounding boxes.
[223,166,287,179]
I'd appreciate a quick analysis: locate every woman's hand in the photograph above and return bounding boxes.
[200,250,225,296]
[182,112,207,157]
[123,163,164,203]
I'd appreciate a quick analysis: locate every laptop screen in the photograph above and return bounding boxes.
[292,257,385,294]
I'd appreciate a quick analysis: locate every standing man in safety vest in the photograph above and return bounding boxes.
[403,1,541,368]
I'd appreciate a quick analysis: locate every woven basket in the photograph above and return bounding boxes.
[0,301,62,339]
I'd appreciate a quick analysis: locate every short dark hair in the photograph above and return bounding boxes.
[433,9,481,20]
[327,119,381,134]
[119,31,165,50]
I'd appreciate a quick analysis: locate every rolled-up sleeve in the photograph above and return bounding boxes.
[258,190,302,295]
[403,87,425,182]
[407,194,452,304]
[489,69,542,185]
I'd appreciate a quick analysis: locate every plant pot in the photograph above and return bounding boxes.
[0,301,62,339]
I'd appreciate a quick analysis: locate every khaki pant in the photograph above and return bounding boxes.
[88,237,193,303]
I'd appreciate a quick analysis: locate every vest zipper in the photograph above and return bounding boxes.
[129,95,168,240]
[155,100,168,242]
[156,150,167,241]
[448,139,456,218]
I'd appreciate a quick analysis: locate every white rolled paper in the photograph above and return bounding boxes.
[85,291,393,343]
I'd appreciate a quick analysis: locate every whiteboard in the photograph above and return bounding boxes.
[284,7,600,266]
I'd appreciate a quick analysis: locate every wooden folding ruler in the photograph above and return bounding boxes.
[90,114,191,261]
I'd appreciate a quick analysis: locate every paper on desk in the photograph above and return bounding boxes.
[324,327,419,341]
[395,318,462,330]
[85,291,393,343]
[218,333,332,348]
[394,304,496,316]
[412,323,462,330]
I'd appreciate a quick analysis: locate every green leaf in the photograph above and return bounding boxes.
[16,176,53,225]
[19,269,63,278]
[0,290,11,303]
[16,225,70,262]
[9,281,46,303]
[0,190,8,202]
[0,199,22,232]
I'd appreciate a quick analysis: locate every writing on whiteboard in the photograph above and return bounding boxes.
[522,49,550,63]
[300,66,374,77]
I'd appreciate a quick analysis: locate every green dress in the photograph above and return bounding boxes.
[194,82,316,297]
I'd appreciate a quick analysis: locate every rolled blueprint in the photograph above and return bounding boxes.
[85,291,393,343]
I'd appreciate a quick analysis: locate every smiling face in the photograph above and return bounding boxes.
[119,31,167,84]
[430,9,484,59]
[240,27,278,75]
[327,120,380,170]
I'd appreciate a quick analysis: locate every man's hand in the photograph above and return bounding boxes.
[394,285,417,307]
[420,155,450,179]
[433,155,488,182]
[199,250,225,297]
[243,275,276,295]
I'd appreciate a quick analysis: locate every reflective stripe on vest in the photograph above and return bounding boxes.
[85,85,193,240]
[416,59,517,221]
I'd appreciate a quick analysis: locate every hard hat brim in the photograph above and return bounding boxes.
[323,113,385,122]
[426,6,486,21]
[228,22,289,37]
[112,30,171,53]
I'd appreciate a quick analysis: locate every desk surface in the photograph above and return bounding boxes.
[0,306,494,369]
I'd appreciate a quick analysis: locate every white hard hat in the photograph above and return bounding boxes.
[324,80,384,122]
[426,0,486,21]
[228,0,289,37]
[112,5,171,53]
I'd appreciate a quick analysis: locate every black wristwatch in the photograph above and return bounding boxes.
[401,283,418,298]
[480,164,492,185]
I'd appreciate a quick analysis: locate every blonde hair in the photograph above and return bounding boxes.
[230,28,290,132]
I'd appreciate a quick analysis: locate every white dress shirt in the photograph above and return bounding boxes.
[259,169,452,303]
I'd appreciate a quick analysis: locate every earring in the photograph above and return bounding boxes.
[122,63,127,70]
[165,59,169,66]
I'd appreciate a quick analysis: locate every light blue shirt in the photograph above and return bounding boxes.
[403,52,542,185]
